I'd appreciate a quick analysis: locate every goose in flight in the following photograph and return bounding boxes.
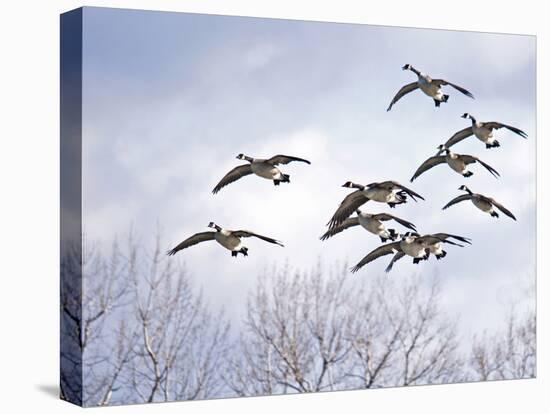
[212,154,311,194]
[167,222,284,257]
[387,64,474,111]
[442,185,516,220]
[411,145,500,181]
[320,209,417,242]
[442,113,528,150]
[384,232,471,272]
[327,181,424,229]
[351,232,471,273]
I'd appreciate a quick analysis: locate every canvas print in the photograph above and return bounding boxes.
[60,7,536,407]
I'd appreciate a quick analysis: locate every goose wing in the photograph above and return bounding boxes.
[212,164,253,194]
[432,79,475,98]
[386,82,419,111]
[371,213,417,231]
[379,180,425,201]
[488,198,517,221]
[167,232,216,256]
[443,127,474,149]
[410,156,447,182]
[461,155,500,178]
[442,194,473,210]
[385,251,406,273]
[320,217,360,241]
[350,242,402,273]
[417,234,462,247]
[482,122,528,139]
[231,230,284,246]
[267,155,311,165]
[429,233,472,245]
[327,190,369,229]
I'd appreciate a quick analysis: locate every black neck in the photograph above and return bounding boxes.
[409,66,421,76]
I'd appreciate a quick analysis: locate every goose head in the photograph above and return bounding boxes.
[458,185,472,194]
[342,181,355,188]
[236,153,247,160]
[402,64,412,71]
[208,222,222,231]
[461,113,476,122]
[437,144,450,155]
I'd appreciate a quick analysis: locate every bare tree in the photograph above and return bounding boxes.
[225,265,463,395]
[121,234,231,404]
[470,310,536,381]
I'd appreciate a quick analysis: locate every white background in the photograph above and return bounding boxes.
[0,0,547,413]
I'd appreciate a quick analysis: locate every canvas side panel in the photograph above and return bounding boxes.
[60,8,83,407]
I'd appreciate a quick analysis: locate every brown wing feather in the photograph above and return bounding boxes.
[267,155,311,165]
[167,232,216,256]
[489,198,517,221]
[212,164,253,194]
[461,155,500,178]
[351,242,402,273]
[387,82,419,111]
[410,156,447,182]
[483,122,528,138]
[231,230,284,246]
[442,194,472,210]
[320,217,360,241]
[372,213,417,231]
[443,127,474,148]
[327,191,369,229]
[432,79,474,98]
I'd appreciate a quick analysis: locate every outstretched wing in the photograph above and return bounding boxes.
[410,156,447,182]
[267,155,311,165]
[320,217,360,241]
[387,82,419,111]
[231,230,284,246]
[371,213,417,231]
[432,79,475,99]
[443,127,474,149]
[212,164,253,194]
[430,233,472,245]
[489,198,517,221]
[385,251,406,273]
[417,234,463,247]
[350,242,402,273]
[327,190,369,229]
[483,122,528,139]
[381,181,425,201]
[167,232,216,256]
[461,155,500,178]
[442,194,472,210]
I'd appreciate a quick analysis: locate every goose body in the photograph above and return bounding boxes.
[387,64,474,111]
[442,185,517,221]
[212,154,311,194]
[326,181,424,229]
[443,113,528,150]
[167,222,284,257]
[320,209,417,242]
[411,146,500,181]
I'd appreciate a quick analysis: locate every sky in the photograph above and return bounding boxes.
[81,7,536,337]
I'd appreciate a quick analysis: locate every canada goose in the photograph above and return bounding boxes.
[167,222,284,257]
[320,209,417,242]
[384,232,471,272]
[327,181,424,229]
[442,185,517,220]
[212,154,311,194]
[442,113,528,150]
[411,145,500,181]
[387,64,474,111]
[351,232,471,273]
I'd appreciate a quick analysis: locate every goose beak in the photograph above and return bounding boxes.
[461,113,468,118]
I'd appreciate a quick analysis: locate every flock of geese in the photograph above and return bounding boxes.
[167,64,527,274]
